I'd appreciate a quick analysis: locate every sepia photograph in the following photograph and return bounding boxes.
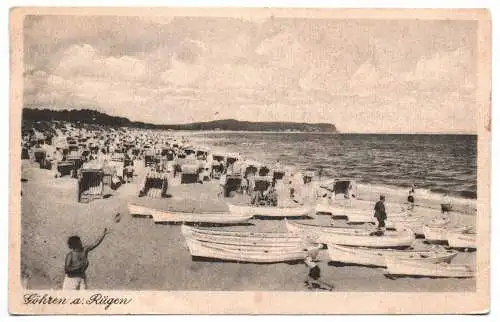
[9,7,491,314]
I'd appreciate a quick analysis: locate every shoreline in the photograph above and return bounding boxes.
[183,133,478,207]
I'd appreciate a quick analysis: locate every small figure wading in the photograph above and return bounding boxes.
[407,185,415,210]
[63,228,109,290]
[441,193,452,214]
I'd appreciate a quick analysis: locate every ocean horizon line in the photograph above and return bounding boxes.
[176,130,477,136]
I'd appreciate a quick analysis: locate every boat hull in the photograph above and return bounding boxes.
[315,203,349,217]
[128,203,153,217]
[152,209,252,224]
[286,220,415,248]
[385,259,475,278]
[327,244,458,267]
[185,237,321,263]
[182,225,305,246]
[227,203,313,218]
[447,232,476,249]
[316,200,408,215]
[393,220,424,236]
[182,225,299,238]
[423,225,472,242]
[346,212,376,223]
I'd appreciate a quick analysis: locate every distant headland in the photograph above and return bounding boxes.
[22,108,338,133]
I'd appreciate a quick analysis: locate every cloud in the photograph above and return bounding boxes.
[54,44,147,82]
[160,55,206,86]
[23,16,478,133]
[403,48,475,91]
[256,31,305,67]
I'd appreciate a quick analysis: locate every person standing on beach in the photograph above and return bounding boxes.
[124,160,134,183]
[218,170,227,198]
[63,228,109,290]
[299,171,320,205]
[52,147,64,177]
[240,175,248,195]
[374,195,387,231]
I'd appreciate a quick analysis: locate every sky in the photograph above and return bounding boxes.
[23,15,478,133]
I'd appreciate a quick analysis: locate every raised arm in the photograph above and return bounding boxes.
[86,228,108,253]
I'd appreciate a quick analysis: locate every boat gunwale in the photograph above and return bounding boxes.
[183,225,299,237]
[286,219,413,237]
[384,258,475,276]
[187,238,317,253]
[226,203,314,217]
[327,244,458,259]
[185,238,321,262]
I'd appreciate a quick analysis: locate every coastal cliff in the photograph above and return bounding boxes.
[22,108,338,133]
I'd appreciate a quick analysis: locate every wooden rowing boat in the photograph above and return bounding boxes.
[316,200,408,215]
[423,225,473,242]
[447,231,477,249]
[393,216,450,237]
[286,219,374,235]
[343,215,414,231]
[227,203,314,218]
[181,225,305,247]
[392,219,424,235]
[285,220,415,248]
[387,215,425,233]
[317,202,410,222]
[327,244,458,267]
[184,237,321,263]
[315,203,349,217]
[426,216,451,227]
[151,209,252,224]
[182,225,299,238]
[185,232,304,247]
[346,214,416,229]
[385,258,475,278]
[345,212,376,223]
[346,209,412,223]
[127,202,153,217]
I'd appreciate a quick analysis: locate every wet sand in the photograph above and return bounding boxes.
[20,160,475,291]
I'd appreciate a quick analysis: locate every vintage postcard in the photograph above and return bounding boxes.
[9,7,491,314]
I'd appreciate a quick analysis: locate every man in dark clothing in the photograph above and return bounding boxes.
[374,195,387,231]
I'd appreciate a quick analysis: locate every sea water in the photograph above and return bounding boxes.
[187,132,477,204]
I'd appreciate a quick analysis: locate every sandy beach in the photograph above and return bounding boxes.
[20,159,476,292]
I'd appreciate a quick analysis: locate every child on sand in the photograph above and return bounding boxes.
[63,228,109,290]
[304,246,323,290]
[303,248,334,291]
[304,255,321,290]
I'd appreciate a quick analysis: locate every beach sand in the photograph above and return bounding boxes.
[20,160,475,291]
